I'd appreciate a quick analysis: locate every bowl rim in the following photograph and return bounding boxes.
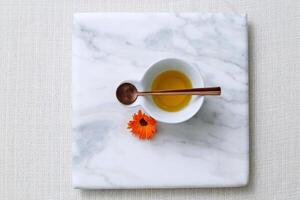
[140,57,205,124]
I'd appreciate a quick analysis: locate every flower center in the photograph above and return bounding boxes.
[139,118,148,126]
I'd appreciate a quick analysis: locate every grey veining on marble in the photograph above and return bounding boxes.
[72,13,249,189]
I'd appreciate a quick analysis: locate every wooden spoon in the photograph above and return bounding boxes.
[116,82,221,105]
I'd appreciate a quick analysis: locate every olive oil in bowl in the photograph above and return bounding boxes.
[151,70,192,112]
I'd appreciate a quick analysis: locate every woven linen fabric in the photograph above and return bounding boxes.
[0,0,299,199]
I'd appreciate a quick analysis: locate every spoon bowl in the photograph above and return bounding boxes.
[116,83,138,105]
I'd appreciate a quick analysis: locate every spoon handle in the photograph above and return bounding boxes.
[137,87,221,96]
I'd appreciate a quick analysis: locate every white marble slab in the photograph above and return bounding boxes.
[72,13,249,189]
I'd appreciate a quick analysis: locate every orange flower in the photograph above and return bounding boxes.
[127,110,157,140]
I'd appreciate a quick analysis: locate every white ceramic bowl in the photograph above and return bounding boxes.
[124,58,204,124]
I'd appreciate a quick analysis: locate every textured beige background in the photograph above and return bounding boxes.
[0,0,299,199]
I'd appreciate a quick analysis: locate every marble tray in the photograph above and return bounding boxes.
[72,13,249,189]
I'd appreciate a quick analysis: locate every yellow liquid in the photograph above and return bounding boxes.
[151,70,192,112]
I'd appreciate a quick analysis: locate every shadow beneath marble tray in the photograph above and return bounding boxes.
[246,20,255,193]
